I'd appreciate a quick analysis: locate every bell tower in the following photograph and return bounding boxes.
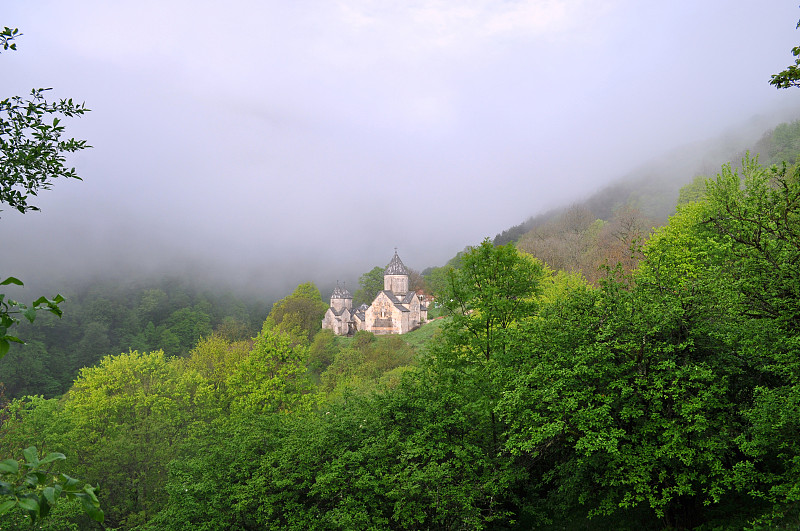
[383,249,409,295]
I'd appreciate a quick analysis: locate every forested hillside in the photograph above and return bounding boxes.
[2,153,800,529]
[3,108,800,529]
[495,119,800,245]
[489,119,800,284]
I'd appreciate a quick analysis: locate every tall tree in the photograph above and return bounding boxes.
[701,157,800,526]
[427,239,546,523]
[64,350,212,528]
[436,239,544,367]
[353,266,384,306]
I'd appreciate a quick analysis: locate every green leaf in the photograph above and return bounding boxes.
[60,474,80,489]
[38,452,66,466]
[16,496,39,512]
[38,495,50,518]
[82,484,100,501]
[43,486,57,505]
[0,340,8,359]
[23,306,37,323]
[0,500,16,515]
[0,277,23,286]
[79,494,104,523]
[0,459,19,474]
[22,447,39,467]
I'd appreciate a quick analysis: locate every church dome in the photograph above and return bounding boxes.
[331,285,352,299]
[384,251,408,276]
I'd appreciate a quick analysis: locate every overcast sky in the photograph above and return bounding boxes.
[2,1,800,298]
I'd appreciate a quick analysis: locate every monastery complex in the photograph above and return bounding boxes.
[322,251,428,336]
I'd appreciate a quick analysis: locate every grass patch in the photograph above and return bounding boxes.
[402,317,447,350]
[327,318,447,352]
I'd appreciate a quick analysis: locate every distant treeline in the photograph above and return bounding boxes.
[0,277,269,399]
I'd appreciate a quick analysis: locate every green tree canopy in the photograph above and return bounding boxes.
[263,282,328,344]
[353,266,384,306]
[226,327,317,415]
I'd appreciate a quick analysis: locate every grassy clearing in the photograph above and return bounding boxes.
[402,317,446,351]
[327,317,446,353]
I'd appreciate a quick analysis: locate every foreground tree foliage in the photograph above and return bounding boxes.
[703,158,800,526]
[0,27,89,216]
[770,12,800,90]
[0,446,102,525]
[496,157,800,528]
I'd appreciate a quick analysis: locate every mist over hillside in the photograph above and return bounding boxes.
[4,105,800,307]
[4,2,800,304]
[494,108,800,246]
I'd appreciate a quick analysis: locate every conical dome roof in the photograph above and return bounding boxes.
[331,284,352,299]
[384,250,408,276]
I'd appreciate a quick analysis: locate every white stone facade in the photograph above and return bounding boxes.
[322,251,428,336]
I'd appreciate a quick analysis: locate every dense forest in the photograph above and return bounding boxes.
[0,277,269,400]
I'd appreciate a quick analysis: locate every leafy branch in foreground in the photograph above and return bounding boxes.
[770,15,800,89]
[1,26,20,52]
[0,277,65,359]
[0,446,103,524]
[1,25,90,216]
[0,25,88,355]
[0,88,90,215]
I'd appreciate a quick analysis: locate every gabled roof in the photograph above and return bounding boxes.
[384,250,408,276]
[328,306,351,318]
[382,290,401,304]
[401,292,416,304]
[380,290,410,312]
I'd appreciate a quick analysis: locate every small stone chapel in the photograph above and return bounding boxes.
[321,251,428,336]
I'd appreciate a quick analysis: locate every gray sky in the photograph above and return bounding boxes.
[2,1,800,297]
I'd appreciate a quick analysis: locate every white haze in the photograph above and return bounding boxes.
[1,1,800,300]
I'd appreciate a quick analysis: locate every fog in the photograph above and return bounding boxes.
[2,1,800,301]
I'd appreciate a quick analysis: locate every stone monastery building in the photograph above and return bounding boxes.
[322,251,428,336]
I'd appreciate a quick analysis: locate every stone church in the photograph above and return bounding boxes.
[322,251,428,336]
